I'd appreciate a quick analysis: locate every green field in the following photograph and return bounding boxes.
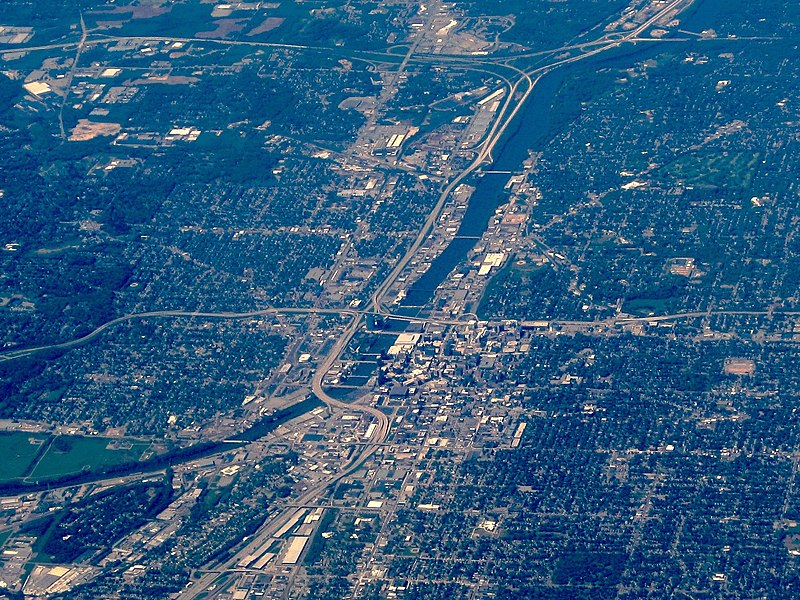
[0,432,154,483]
[28,436,152,480]
[0,432,49,481]
[659,150,760,191]
[622,297,673,317]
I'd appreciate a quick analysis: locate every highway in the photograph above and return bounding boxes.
[5,302,795,365]
[57,12,87,139]
[0,307,352,363]
[180,313,389,599]
[0,307,476,363]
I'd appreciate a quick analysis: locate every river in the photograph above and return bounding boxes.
[400,0,727,311]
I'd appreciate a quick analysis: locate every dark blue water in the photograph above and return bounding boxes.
[400,2,724,309]
[400,65,577,307]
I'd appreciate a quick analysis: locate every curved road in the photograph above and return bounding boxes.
[0,307,353,363]
[180,313,389,599]
[0,307,477,364]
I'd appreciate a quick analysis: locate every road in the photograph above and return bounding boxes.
[56,12,87,139]
[180,313,389,599]
[0,307,349,362]
[0,307,476,363]
[5,301,795,365]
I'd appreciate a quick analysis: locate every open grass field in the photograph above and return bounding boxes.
[0,530,12,548]
[28,436,152,481]
[0,432,49,481]
[659,150,761,191]
[0,432,153,483]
